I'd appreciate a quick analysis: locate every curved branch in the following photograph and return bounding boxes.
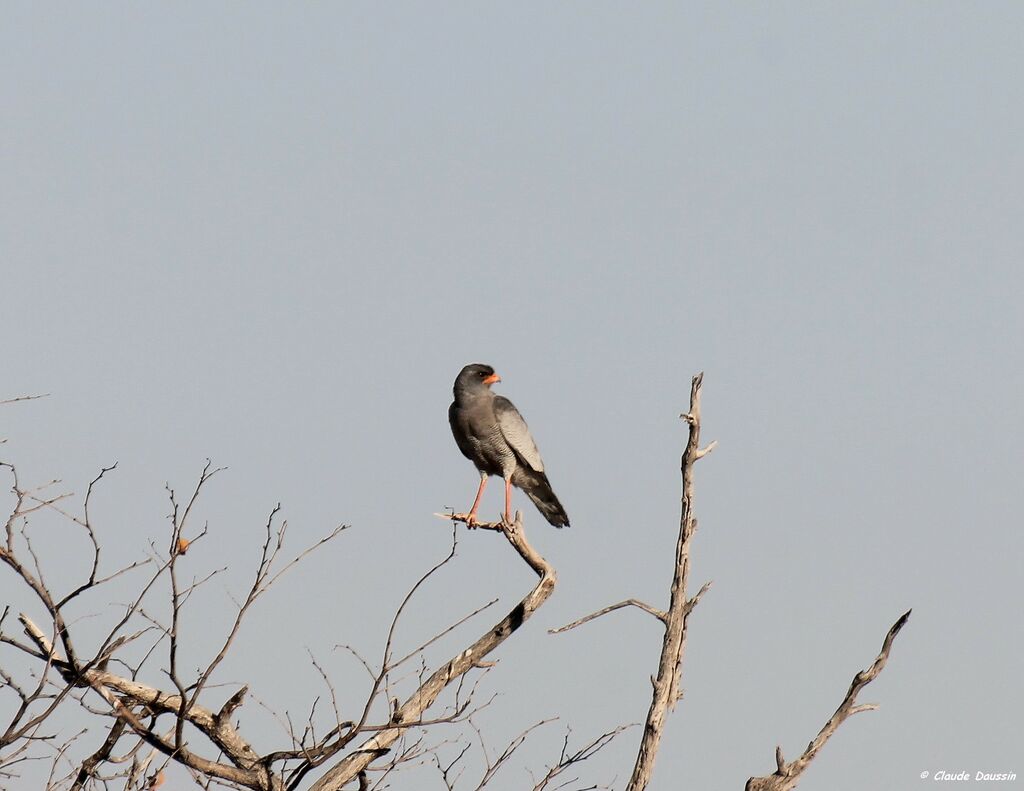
[745,610,912,791]
[549,599,667,633]
[308,512,556,791]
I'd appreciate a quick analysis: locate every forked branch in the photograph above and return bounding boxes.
[309,512,556,791]
[624,372,713,791]
[745,610,911,791]
[550,374,714,791]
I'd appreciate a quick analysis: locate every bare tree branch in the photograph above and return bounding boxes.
[3,380,911,791]
[548,373,712,791]
[745,610,912,791]
[531,724,633,791]
[549,599,666,634]
[69,718,125,791]
[307,512,556,791]
[0,394,50,405]
[541,374,715,790]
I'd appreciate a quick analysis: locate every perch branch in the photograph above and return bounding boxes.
[308,511,556,791]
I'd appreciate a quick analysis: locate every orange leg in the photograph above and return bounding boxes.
[504,478,513,524]
[459,475,487,527]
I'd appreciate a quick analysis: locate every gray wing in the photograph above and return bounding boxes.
[493,396,545,472]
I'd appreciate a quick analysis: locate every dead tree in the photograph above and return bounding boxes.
[1,443,623,790]
[2,381,909,790]
[553,373,910,790]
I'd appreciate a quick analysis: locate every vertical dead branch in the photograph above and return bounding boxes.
[626,372,713,791]
[549,373,714,790]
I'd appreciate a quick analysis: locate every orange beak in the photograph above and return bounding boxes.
[483,372,501,385]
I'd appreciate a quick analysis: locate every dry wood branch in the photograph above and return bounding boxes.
[472,718,554,790]
[308,511,556,791]
[433,742,472,790]
[390,599,499,672]
[69,718,126,791]
[274,529,511,789]
[274,524,469,786]
[625,372,712,791]
[549,599,666,634]
[15,613,266,785]
[433,513,504,532]
[1,460,353,791]
[686,581,712,616]
[1,460,139,766]
[548,376,712,790]
[0,394,49,406]
[163,483,346,768]
[745,610,912,791]
[531,724,632,791]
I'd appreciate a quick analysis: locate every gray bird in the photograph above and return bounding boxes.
[449,363,570,527]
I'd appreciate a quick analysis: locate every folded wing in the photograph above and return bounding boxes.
[493,396,545,472]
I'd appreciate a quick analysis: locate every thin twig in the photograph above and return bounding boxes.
[307,512,557,791]
[0,394,50,405]
[550,599,667,634]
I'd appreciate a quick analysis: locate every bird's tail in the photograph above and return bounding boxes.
[514,468,570,528]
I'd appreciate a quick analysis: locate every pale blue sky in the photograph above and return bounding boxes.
[2,4,1022,789]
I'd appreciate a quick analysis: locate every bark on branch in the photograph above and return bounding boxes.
[17,613,266,787]
[550,374,713,791]
[309,511,556,791]
[624,372,713,791]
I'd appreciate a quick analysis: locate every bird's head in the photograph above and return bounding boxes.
[454,363,501,397]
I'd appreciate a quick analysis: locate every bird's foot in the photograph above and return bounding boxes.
[452,512,480,529]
